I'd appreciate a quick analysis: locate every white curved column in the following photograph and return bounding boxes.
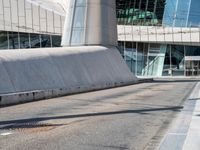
[61,0,117,47]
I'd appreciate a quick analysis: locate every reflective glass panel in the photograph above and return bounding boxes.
[9,32,19,49]
[41,34,51,47]
[30,33,40,48]
[52,35,61,47]
[20,33,30,49]
[0,31,8,50]
[116,0,165,26]
[188,0,200,27]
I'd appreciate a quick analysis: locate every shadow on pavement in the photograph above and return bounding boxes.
[0,106,183,129]
[189,98,200,101]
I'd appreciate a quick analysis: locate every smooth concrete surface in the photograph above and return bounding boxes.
[183,82,200,150]
[0,46,136,106]
[0,80,196,150]
[158,82,200,150]
[118,25,200,46]
[62,0,117,46]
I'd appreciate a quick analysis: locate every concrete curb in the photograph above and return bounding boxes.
[0,79,153,107]
[157,82,199,150]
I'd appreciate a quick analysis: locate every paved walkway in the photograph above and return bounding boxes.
[0,80,196,150]
[159,82,200,150]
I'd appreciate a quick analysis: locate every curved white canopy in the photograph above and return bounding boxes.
[26,0,66,16]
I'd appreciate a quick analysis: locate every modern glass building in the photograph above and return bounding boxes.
[0,0,200,77]
[0,0,65,49]
[116,0,200,77]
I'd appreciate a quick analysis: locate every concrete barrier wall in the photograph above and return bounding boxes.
[0,46,137,106]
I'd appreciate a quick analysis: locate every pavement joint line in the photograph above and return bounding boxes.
[143,82,197,150]
[158,82,199,150]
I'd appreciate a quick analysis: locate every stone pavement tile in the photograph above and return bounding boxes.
[183,133,200,150]
[182,83,200,150]
[159,82,200,150]
[159,134,186,150]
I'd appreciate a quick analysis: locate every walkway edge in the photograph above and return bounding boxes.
[158,82,200,150]
[0,79,153,107]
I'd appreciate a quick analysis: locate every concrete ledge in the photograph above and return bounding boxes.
[0,46,139,106]
[0,81,130,107]
[0,79,153,107]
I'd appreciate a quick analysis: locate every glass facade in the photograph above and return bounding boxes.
[162,45,185,76]
[116,0,200,27]
[116,0,166,26]
[0,31,8,49]
[163,0,200,27]
[0,0,200,77]
[118,41,200,77]
[163,0,191,27]
[117,0,200,77]
[188,0,200,27]
[0,0,65,35]
[0,31,61,50]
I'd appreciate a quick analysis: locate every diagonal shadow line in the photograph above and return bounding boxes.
[0,106,183,127]
[189,98,200,101]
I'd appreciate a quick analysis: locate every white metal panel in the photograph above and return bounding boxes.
[164,27,173,43]
[117,26,200,46]
[61,16,65,35]
[0,0,3,15]
[148,27,157,42]
[155,27,164,43]
[173,27,182,43]
[0,0,4,30]
[182,28,191,43]
[140,26,149,42]
[18,0,26,32]
[133,26,141,42]
[123,26,133,42]
[25,1,33,32]
[54,13,61,34]
[3,0,9,8]
[4,0,12,31]
[47,11,54,33]
[32,5,40,33]
[117,26,125,41]
[0,0,63,35]
[10,0,18,31]
[190,28,199,43]
[39,8,47,33]
[26,0,65,16]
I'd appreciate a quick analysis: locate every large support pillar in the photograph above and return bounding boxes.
[61,0,118,47]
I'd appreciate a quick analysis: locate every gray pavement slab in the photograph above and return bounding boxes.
[0,80,197,150]
[158,82,200,150]
[183,83,200,150]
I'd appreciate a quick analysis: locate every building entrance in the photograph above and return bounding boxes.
[185,60,200,76]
